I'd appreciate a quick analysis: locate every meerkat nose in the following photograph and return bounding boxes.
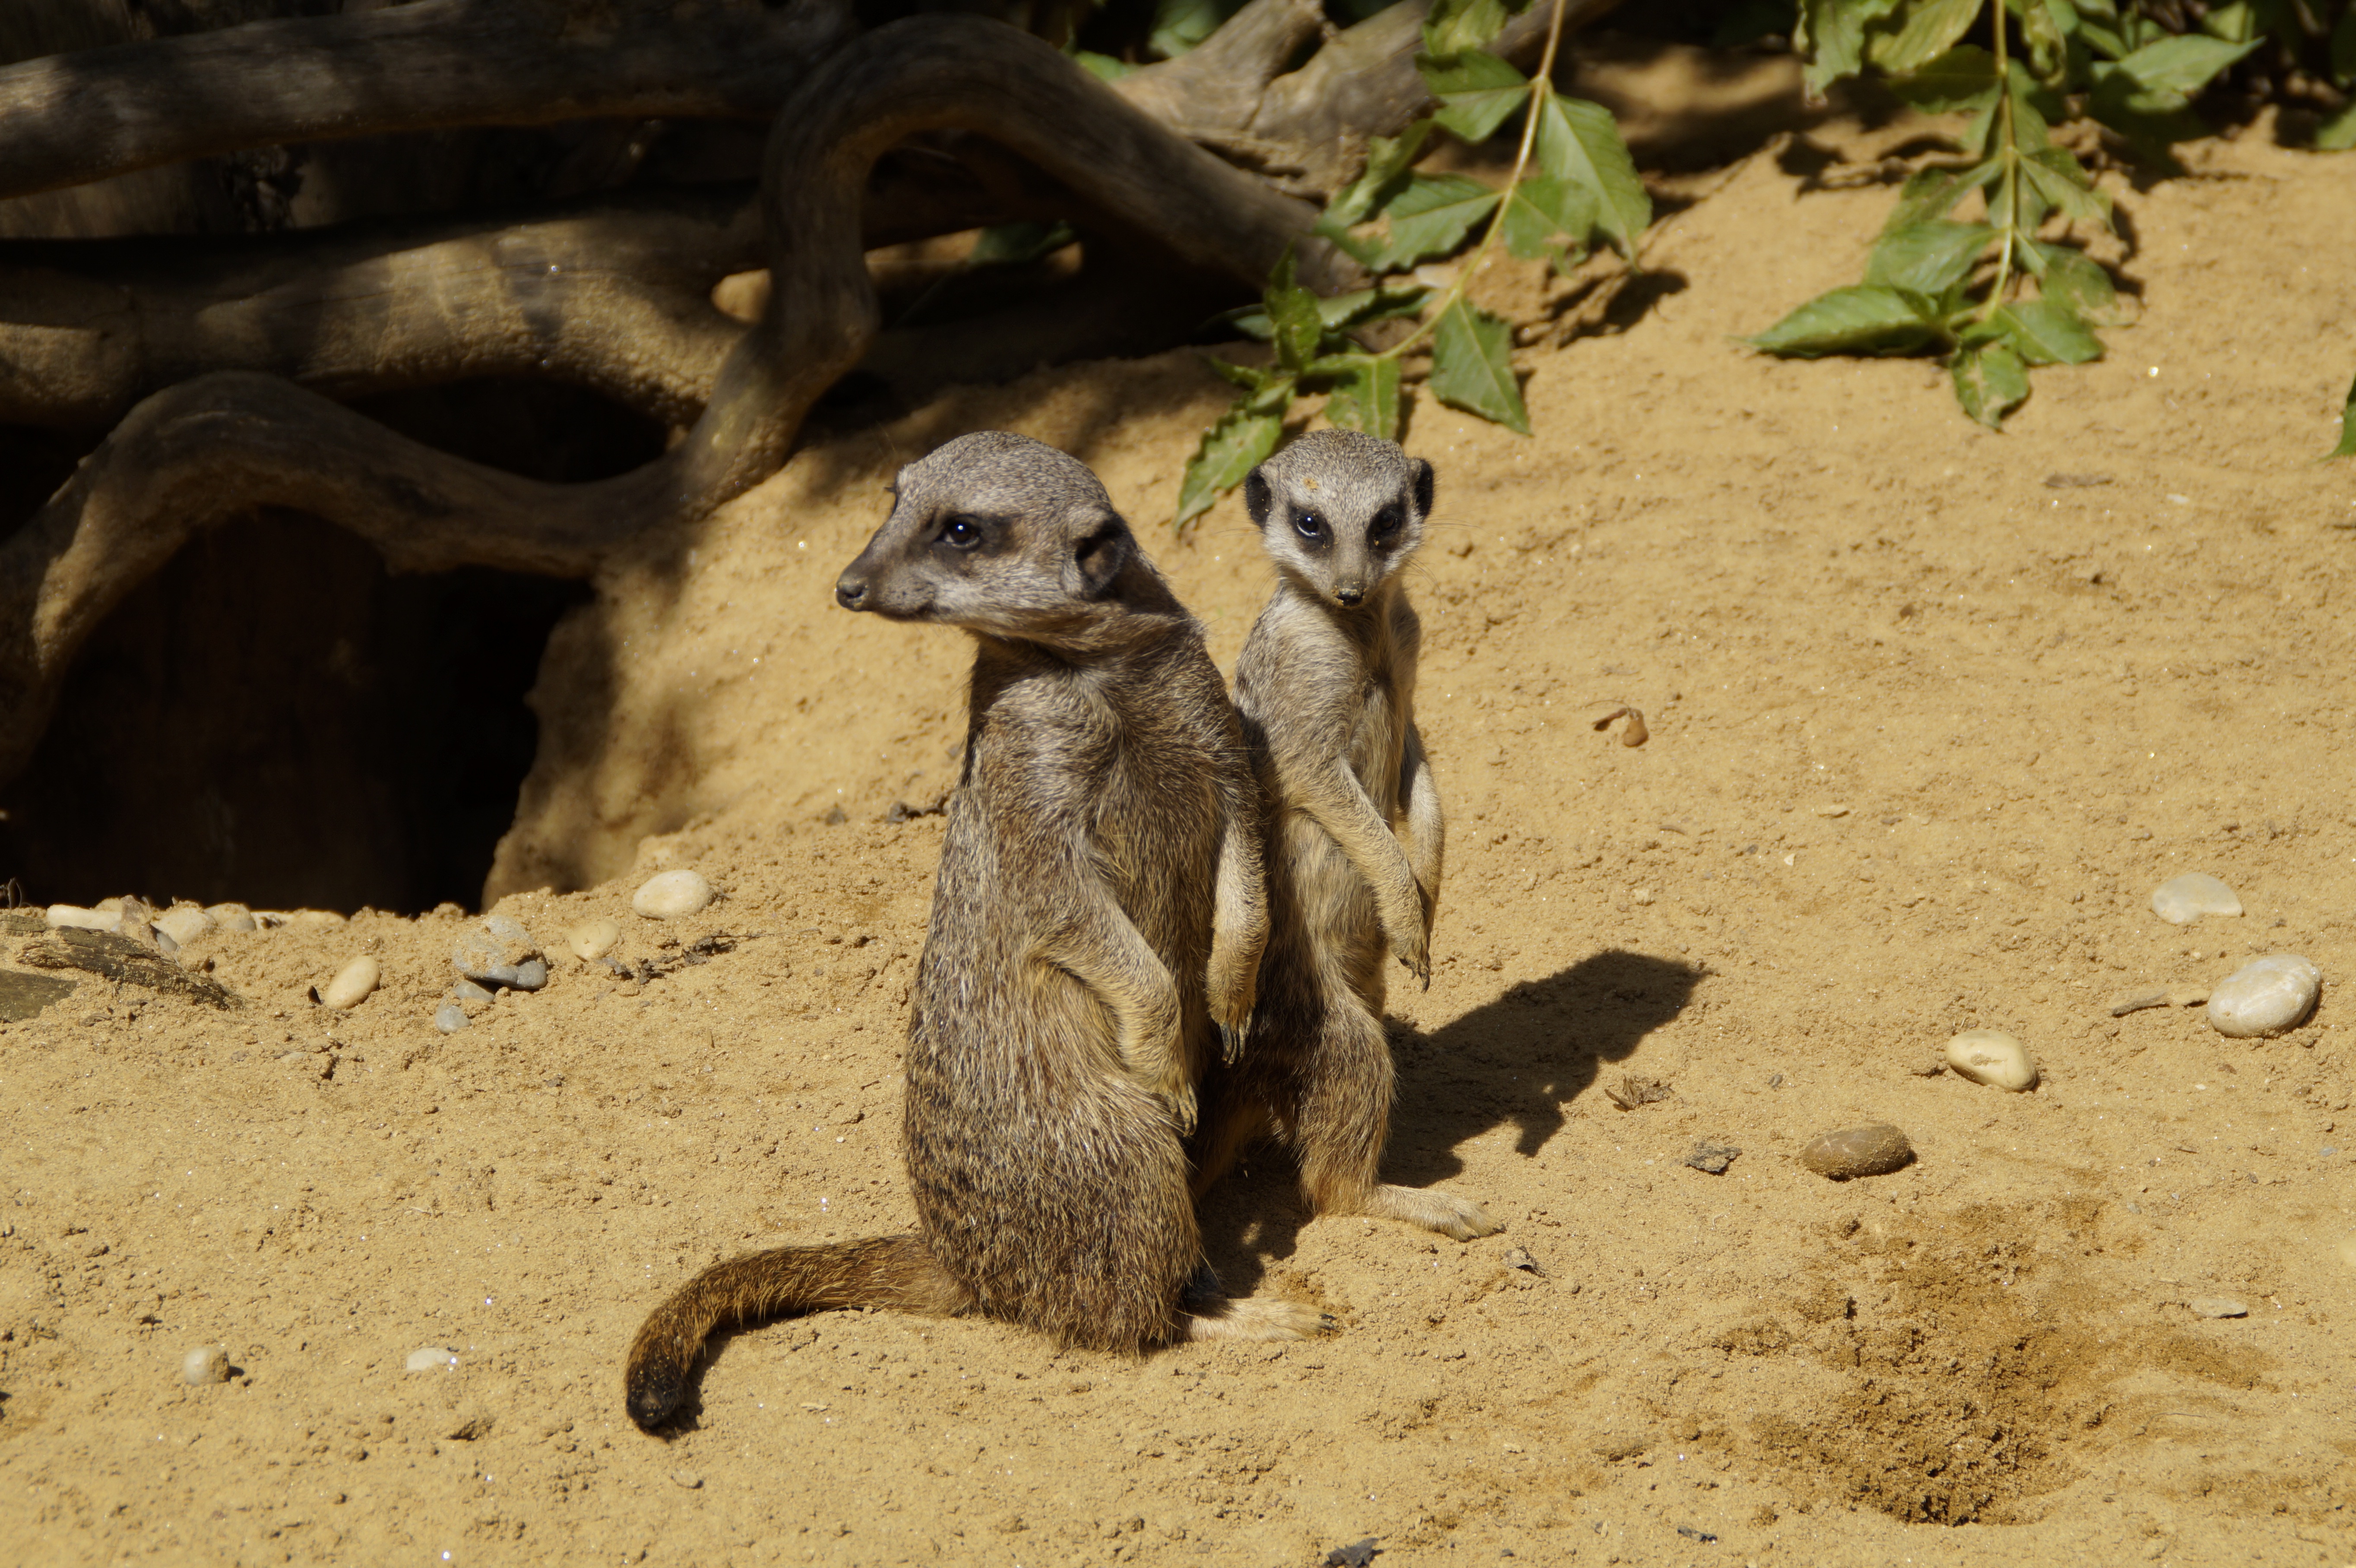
[835,576,869,610]
[1334,584,1364,606]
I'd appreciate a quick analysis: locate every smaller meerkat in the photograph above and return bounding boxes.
[1194,429,1498,1242]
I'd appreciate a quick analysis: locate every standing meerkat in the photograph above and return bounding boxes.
[1193,429,1498,1242]
[622,431,1311,1430]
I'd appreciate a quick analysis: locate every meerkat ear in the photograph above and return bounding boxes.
[1410,457,1435,519]
[1242,468,1273,528]
[1068,516,1133,599]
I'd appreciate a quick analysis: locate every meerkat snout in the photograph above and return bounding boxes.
[1243,431,1433,610]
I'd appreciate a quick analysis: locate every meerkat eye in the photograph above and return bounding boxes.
[1369,505,1404,543]
[1293,510,1324,542]
[941,515,985,550]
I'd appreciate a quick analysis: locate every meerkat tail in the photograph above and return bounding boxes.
[623,1233,971,1429]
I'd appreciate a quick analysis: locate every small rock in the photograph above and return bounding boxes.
[154,905,216,946]
[1801,1124,1914,1180]
[511,957,549,992]
[2187,1296,2248,1319]
[1602,1073,1672,1110]
[2150,873,2242,925]
[204,903,259,933]
[180,1345,230,1385]
[1943,1028,2039,1092]
[633,869,715,920]
[1502,1246,1544,1275]
[2109,989,2169,1018]
[433,1003,470,1034]
[46,904,119,933]
[670,1469,704,1490]
[405,1345,459,1373]
[2164,985,2210,1007]
[2208,955,2321,1038]
[289,909,346,928]
[152,927,179,956]
[451,979,494,1005]
[452,916,541,989]
[323,955,380,1010]
[567,918,621,961]
[1684,1142,1740,1175]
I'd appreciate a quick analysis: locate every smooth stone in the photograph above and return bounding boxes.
[154,905,215,946]
[434,1003,471,1034]
[152,928,179,956]
[452,978,495,1004]
[1801,1124,1914,1180]
[633,869,714,920]
[2207,954,2321,1038]
[567,918,621,962]
[180,1345,230,1385]
[2187,1296,2248,1319]
[205,903,259,933]
[323,955,380,1010]
[46,904,120,933]
[510,957,549,992]
[404,1346,460,1373]
[290,909,347,928]
[2151,873,2243,925]
[1943,1028,2039,1092]
[452,916,540,988]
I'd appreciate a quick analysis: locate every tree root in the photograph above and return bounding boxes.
[0,16,1355,787]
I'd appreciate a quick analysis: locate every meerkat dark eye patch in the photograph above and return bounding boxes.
[937,513,989,550]
[1369,504,1404,542]
[1293,510,1324,542]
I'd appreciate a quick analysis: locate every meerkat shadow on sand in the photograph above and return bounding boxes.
[1384,948,1705,1184]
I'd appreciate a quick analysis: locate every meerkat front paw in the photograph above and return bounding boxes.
[1368,1183,1499,1241]
[1391,927,1431,989]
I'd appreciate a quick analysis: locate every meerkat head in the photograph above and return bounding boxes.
[1242,429,1434,610]
[835,431,1158,646]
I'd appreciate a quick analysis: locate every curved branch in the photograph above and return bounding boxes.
[0,17,1356,786]
[0,0,857,203]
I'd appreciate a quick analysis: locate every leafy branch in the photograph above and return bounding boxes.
[1173,0,1650,526]
[1752,0,2274,427]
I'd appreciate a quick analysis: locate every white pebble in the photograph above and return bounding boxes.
[154,905,216,946]
[2150,873,2242,925]
[2207,954,2320,1038]
[405,1346,459,1373]
[46,903,120,933]
[434,1003,470,1034]
[204,903,258,933]
[567,918,622,961]
[180,1345,230,1385]
[2187,1296,2248,1319]
[323,955,380,1010]
[1943,1028,2038,1091]
[633,869,714,920]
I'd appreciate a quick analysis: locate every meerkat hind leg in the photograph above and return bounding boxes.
[1184,1296,1333,1341]
[1358,1181,1501,1242]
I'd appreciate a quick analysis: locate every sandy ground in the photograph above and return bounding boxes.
[6,87,2356,1568]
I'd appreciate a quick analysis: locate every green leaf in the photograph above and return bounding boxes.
[1262,250,1324,374]
[2019,146,2111,228]
[967,221,1077,268]
[1318,354,1405,442]
[1150,0,1247,60]
[1884,44,2000,113]
[1498,172,1598,271]
[2111,33,2260,95]
[1423,0,1510,58]
[1865,0,1983,75]
[1796,0,1899,95]
[2327,374,2356,460]
[1883,161,1999,230]
[1072,50,1140,82]
[1200,354,1282,394]
[1176,393,1288,527]
[1533,94,1652,260]
[2316,101,2356,152]
[1376,174,1502,270]
[1421,51,1530,144]
[1327,285,1433,329]
[1428,297,1529,434]
[1324,121,1433,228]
[1951,341,2030,427]
[1864,220,1993,294]
[1747,285,1944,357]
[1990,300,2103,365]
[2030,245,2127,326]
[2085,71,2208,166]
[2017,0,2079,78]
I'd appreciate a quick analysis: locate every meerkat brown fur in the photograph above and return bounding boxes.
[622,431,1314,1430]
[1194,429,1498,1242]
